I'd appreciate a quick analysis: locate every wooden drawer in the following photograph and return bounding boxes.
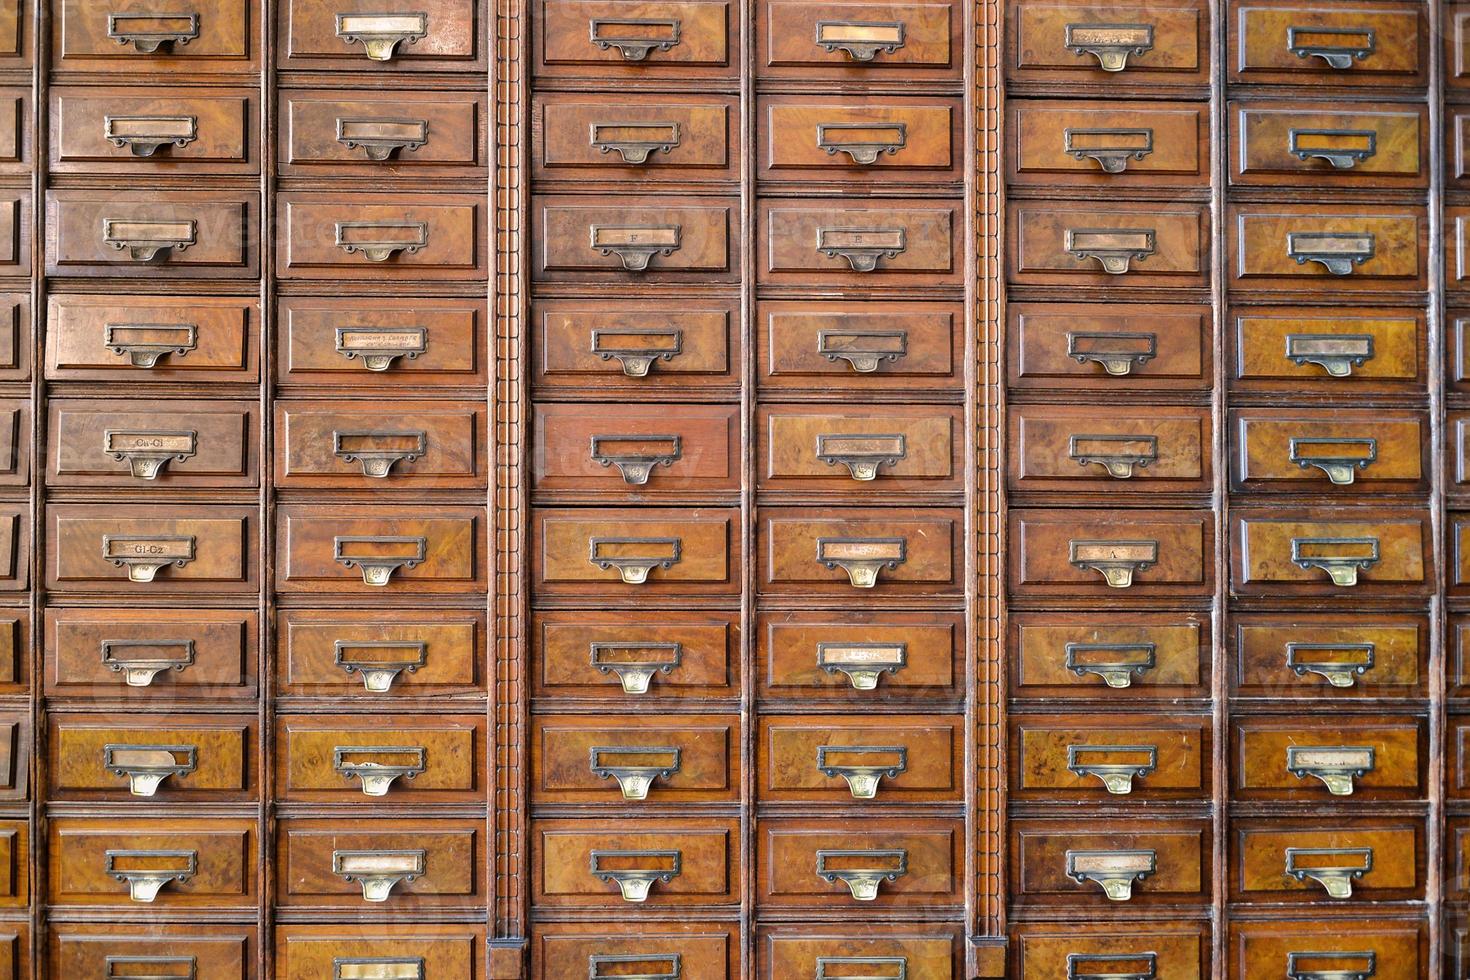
[1009,100,1208,188]
[1232,306,1424,393]
[1446,818,1470,900]
[45,607,257,700]
[1233,510,1430,596]
[277,817,482,908]
[535,298,736,390]
[0,400,28,488]
[46,294,258,383]
[0,194,34,278]
[759,0,961,79]
[534,402,739,494]
[760,199,960,285]
[533,816,736,907]
[278,296,485,387]
[1232,715,1424,801]
[757,300,963,391]
[51,924,253,980]
[757,816,962,908]
[0,3,21,69]
[0,508,27,593]
[1228,919,1424,980]
[275,399,486,489]
[1009,508,1211,596]
[279,0,485,70]
[536,0,736,79]
[533,507,738,596]
[276,924,485,980]
[1231,101,1426,187]
[48,398,256,488]
[757,405,962,492]
[762,924,963,979]
[1011,714,1210,801]
[0,89,26,177]
[1009,1,1208,85]
[1451,107,1470,188]
[1012,923,1207,980]
[533,609,739,700]
[47,504,252,595]
[534,922,739,980]
[54,0,254,72]
[1233,817,1423,903]
[536,93,737,181]
[50,817,255,908]
[1007,202,1208,287]
[1450,617,1470,699]
[0,293,27,383]
[277,194,485,280]
[760,507,962,596]
[48,713,250,802]
[536,196,736,280]
[275,505,486,594]
[1011,611,1209,700]
[758,95,960,183]
[51,87,257,175]
[1009,302,1210,390]
[1449,209,1470,294]
[1231,613,1426,700]
[757,714,962,803]
[1229,2,1426,87]
[1009,405,1210,492]
[531,714,739,804]
[1231,408,1426,494]
[0,822,23,907]
[1012,817,1209,906]
[0,612,25,697]
[1229,203,1426,291]
[282,89,487,176]
[47,190,246,279]
[757,610,963,701]
[277,715,486,803]
[277,608,485,700]
[1447,717,1470,797]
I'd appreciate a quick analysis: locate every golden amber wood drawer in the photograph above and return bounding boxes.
[1009,508,1211,596]
[531,714,739,805]
[760,0,960,78]
[1451,108,1470,187]
[1009,302,1210,390]
[1229,204,1425,290]
[49,817,254,908]
[47,504,248,595]
[1231,101,1426,187]
[48,398,255,489]
[1009,1,1207,84]
[1449,617,1470,698]
[1444,819,1470,901]
[277,608,485,700]
[533,609,738,700]
[275,505,486,594]
[1013,923,1207,979]
[758,96,959,183]
[54,0,253,71]
[1232,307,1423,392]
[534,402,739,494]
[0,714,26,802]
[277,817,482,909]
[533,817,736,907]
[46,294,257,383]
[276,924,485,980]
[1233,511,1429,596]
[1233,817,1422,903]
[760,507,962,596]
[1446,717,1470,797]
[1009,100,1207,187]
[0,2,21,68]
[0,613,25,697]
[0,507,27,594]
[537,0,735,79]
[760,199,959,285]
[535,298,736,390]
[758,300,963,390]
[1231,408,1425,494]
[537,93,737,180]
[1011,714,1210,801]
[275,399,486,489]
[536,197,736,279]
[0,400,28,488]
[1011,611,1209,699]
[47,190,244,279]
[1012,818,1209,906]
[1451,420,1470,497]
[534,922,739,980]
[1230,2,1426,87]
[51,924,252,980]
[282,90,487,175]
[757,816,962,908]
[1009,405,1209,492]
[279,0,485,70]
[757,610,963,700]
[1232,716,1424,801]
[757,715,962,804]
[758,405,962,492]
[1231,613,1425,699]
[278,296,484,387]
[45,607,257,700]
[1008,202,1208,287]
[533,507,738,596]
[0,822,23,907]
[763,925,962,979]
[277,715,485,804]
[1228,919,1424,980]
[48,713,249,803]
[51,87,257,175]
[278,194,485,280]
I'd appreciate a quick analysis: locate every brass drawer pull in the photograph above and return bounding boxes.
[1289,436,1377,486]
[335,640,428,693]
[817,227,906,273]
[103,534,196,584]
[817,641,908,691]
[589,849,682,902]
[103,218,196,262]
[105,849,196,903]
[1290,128,1378,170]
[105,956,199,980]
[1067,743,1157,795]
[815,19,905,62]
[817,329,908,373]
[1286,744,1375,796]
[103,742,197,797]
[1286,950,1375,980]
[1067,330,1156,377]
[1067,953,1157,980]
[589,536,682,585]
[336,326,428,372]
[335,221,429,263]
[337,117,430,161]
[815,848,907,901]
[333,535,427,587]
[1287,231,1375,276]
[333,430,428,479]
[105,323,198,369]
[590,641,682,695]
[1069,539,1157,589]
[1286,641,1375,689]
[1064,127,1154,174]
[815,433,906,481]
[1065,848,1155,902]
[104,429,198,480]
[102,638,196,688]
[591,224,681,272]
[335,12,428,62]
[590,434,682,485]
[1285,846,1373,899]
[816,744,907,799]
[107,12,199,53]
[589,17,681,61]
[1066,228,1154,275]
[1065,642,1157,689]
[816,958,908,980]
[591,327,683,377]
[589,954,682,980]
[334,957,426,980]
[105,115,198,157]
[1290,536,1379,587]
[332,745,427,797]
[1065,22,1154,72]
[589,745,681,800]
[817,122,907,165]
[1068,433,1158,479]
[1285,332,1374,378]
[591,121,681,165]
[1287,25,1376,70]
[333,848,426,902]
[816,536,907,589]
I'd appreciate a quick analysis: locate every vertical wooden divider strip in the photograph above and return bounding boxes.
[25,1,40,973]
[1209,0,1228,974]
[260,1,277,974]
[1430,0,1449,971]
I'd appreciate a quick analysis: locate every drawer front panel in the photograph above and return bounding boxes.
[1010,405,1210,491]
[1233,512,1429,595]
[276,925,486,980]
[46,294,258,383]
[1011,611,1209,699]
[0,400,27,487]
[49,714,249,802]
[759,96,960,182]
[49,399,256,488]
[758,405,962,491]
[1013,924,1207,979]
[1232,102,1426,186]
[280,0,485,70]
[757,300,962,390]
[1012,715,1210,801]
[277,716,485,803]
[1232,717,1424,801]
[276,818,481,907]
[760,200,961,284]
[1010,509,1211,596]
[758,610,963,700]
[760,0,961,78]
[50,925,253,980]
[48,504,250,594]
[758,715,962,803]
[278,297,484,387]
[277,609,485,699]
[1230,205,1425,289]
[275,505,486,594]
[535,299,736,389]
[55,0,254,70]
[532,715,738,804]
[1228,920,1423,980]
[1012,818,1209,905]
[1009,302,1210,389]
[45,608,257,700]
[536,198,736,279]
[1232,307,1423,391]
[538,0,735,78]
[1231,3,1425,86]
[1233,818,1422,902]
[1008,202,1208,286]
[1010,2,1207,83]
[282,90,487,174]
[1010,100,1207,186]
[534,609,739,700]
[757,817,963,907]
[1231,408,1425,493]
[533,922,738,980]
[534,507,738,595]
[537,94,737,180]
[278,196,485,280]
[52,88,257,174]
[760,508,962,596]
[275,400,487,489]
[50,818,255,907]
[534,817,736,907]
[48,190,244,278]
[763,925,962,978]
[1231,613,1425,699]
[534,402,740,493]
